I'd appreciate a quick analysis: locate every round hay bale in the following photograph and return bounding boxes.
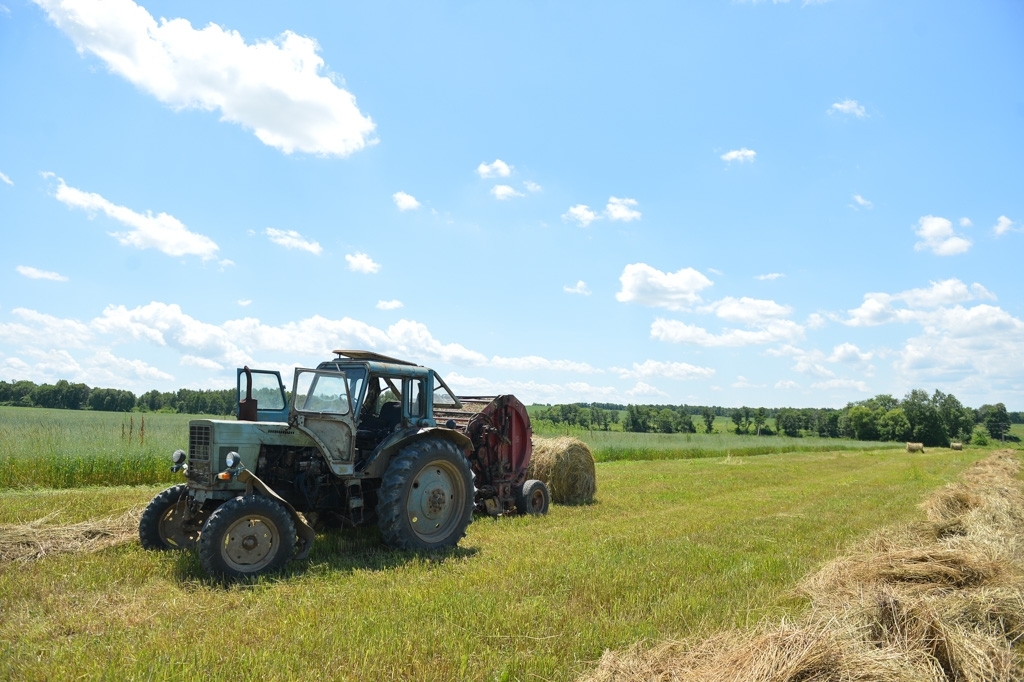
[528,436,596,505]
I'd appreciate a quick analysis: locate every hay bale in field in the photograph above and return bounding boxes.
[528,436,596,505]
[951,442,963,451]
[907,442,925,453]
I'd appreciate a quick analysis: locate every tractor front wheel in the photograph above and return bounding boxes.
[376,438,474,551]
[198,495,296,579]
[139,484,210,550]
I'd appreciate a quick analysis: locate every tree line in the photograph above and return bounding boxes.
[0,379,236,415]
[532,389,1018,446]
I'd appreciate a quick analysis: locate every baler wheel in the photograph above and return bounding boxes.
[516,479,550,516]
[198,495,296,579]
[377,437,474,551]
[139,483,210,550]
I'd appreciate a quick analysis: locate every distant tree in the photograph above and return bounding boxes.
[655,408,677,433]
[984,403,1011,441]
[775,409,802,437]
[676,409,696,433]
[901,389,948,447]
[701,407,716,434]
[847,405,880,441]
[877,408,912,442]
[753,407,767,436]
[731,409,744,434]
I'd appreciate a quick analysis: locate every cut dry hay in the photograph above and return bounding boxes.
[580,450,1024,682]
[907,442,925,453]
[529,436,597,505]
[0,508,141,564]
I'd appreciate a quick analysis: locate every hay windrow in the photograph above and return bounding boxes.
[0,508,140,564]
[529,436,597,505]
[580,450,1024,682]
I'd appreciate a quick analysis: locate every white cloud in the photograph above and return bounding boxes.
[0,308,92,349]
[376,299,403,310]
[806,313,826,329]
[812,378,870,392]
[651,318,804,347]
[605,196,641,222]
[614,359,715,381]
[993,215,1018,236]
[616,263,714,310]
[345,252,380,274]
[721,148,756,163]
[731,376,765,389]
[34,0,375,156]
[756,272,784,281]
[775,380,800,389]
[0,171,12,185]
[16,265,67,282]
[237,299,252,307]
[392,191,421,211]
[830,99,867,117]
[477,159,511,178]
[264,228,322,255]
[852,194,873,209]
[626,381,670,398]
[707,268,724,276]
[766,345,834,378]
[700,296,792,324]
[562,204,598,227]
[563,281,591,296]
[445,372,622,405]
[843,279,995,327]
[489,356,599,373]
[913,215,971,256]
[491,184,524,200]
[524,181,542,193]
[53,177,219,259]
[180,354,223,371]
[959,217,972,228]
[828,342,872,363]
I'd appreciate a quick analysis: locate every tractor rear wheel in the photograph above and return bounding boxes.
[376,438,474,551]
[516,479,550,515]
[139,484,210,550]
[198,495,296,579]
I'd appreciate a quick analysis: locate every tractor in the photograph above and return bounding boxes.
[139,350,549,578]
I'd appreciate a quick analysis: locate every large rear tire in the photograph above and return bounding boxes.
[139,484,210,550]
[376,438,474,551]
[198,495,296,579]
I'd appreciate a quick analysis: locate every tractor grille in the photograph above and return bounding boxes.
[189,425,211,461]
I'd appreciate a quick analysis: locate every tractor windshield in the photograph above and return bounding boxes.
[292,370,352,415]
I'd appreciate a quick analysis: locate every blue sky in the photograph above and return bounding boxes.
[1,0,1022,408]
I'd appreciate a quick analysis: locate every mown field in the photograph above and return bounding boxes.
[0,407,1019,680]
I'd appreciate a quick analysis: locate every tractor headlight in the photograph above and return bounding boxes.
[171,449,186,465]
[225,451,241,468]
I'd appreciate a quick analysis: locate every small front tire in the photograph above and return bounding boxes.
[198,495,296,579]
[139,484,210,550]
[516,479,550,516]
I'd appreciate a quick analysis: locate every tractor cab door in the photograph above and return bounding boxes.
[236,368,289,422]
[289,368,358,476]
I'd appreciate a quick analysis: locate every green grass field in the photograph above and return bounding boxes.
[0,447,994,680]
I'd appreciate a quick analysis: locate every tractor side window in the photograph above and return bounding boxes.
[407,379,425,418]
[240,371,286,410]
[294,371,351,415]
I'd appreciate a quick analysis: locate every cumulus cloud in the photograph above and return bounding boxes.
[651,318,804,347]
[524,181,542,193]
[265,228,322,255]
[563,281,591,296]
[766,345,834,378]
[53,177,219,259]
[756,272,784,281]
[392,191,421,211]
[16,265,67,282]
[605,196,641,221]
[842,279,995,327]
[852,194,873,209]
[775,380,800,389]
[345,252,380,274]
[488,356,599,373]
[33,0,375,156]
[376,299,403,310]
[812,378,870,392]
[721,148,756,163]
[830,100,867,117]
[562,204,597,227]
[626,381,670,398]
[614,359,715,381]
[237,299,252,307]
[0,171,12,185]
[180,354,223,371]
[913,215,971,255]
[829,342,872,363]
[477,159,511,178]
[0,308,93,349]
[491,184,524,200]
[445,372,621,405]
[699,296,792,324]
[993,215,1018,236]
[616,263,714,310]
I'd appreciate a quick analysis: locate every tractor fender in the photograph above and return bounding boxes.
[361,427,473,479]
[236,468,316,561]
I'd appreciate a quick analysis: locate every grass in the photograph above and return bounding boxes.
[0,446,989,680]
